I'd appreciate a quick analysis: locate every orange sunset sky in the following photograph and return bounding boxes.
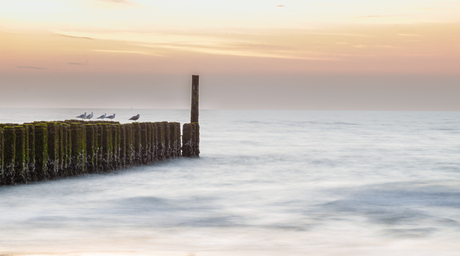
[1,0,459,110]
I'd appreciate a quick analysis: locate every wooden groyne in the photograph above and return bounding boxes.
[0,76,200,186]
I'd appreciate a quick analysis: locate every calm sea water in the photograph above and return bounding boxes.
[1,109,460,256]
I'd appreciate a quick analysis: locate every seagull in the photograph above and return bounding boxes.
[85,112,94,120]
[129,114,140,122]
[76,112,86,119]
[97,113,106,119]
[106,113,116,120]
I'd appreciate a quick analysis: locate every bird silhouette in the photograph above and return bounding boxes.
[129,114,140,122]
[97,113,106,119]
[76,112,86,119]
[85,112,94,120]
[106,113,116,120]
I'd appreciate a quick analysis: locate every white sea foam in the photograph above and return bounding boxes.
[1,109,460,255]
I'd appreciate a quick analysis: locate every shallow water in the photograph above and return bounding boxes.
[1,109,460,255]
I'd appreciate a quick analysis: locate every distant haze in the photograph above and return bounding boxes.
[0,0,459,110]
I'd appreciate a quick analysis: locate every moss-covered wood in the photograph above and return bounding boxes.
[70,123,85,175]
[34,124,48,181]
[0,128,4,185]
[24,124,35,182]
[3,127,16,185]
[1,120,190,186]
[133,123,141,165]
[140,123,148,164]
[46,122,59,179]
[101,124,113,172]
[95,124,103,173]
[85,124,96,173]
[59,123,70,177]
[14,126,27,184]
[111,124,120,169]
[119,125,126,168]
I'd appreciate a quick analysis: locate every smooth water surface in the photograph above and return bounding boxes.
[1,109,460,256]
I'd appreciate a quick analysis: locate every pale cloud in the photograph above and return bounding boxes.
[356,14,404,19]
[68,62,86,65]
[17,66,47,70]
[55,33,95,40]
[92,49,162,56]
[96,0,133,4]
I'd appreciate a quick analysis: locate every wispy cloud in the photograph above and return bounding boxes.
[276,5,285,7]
[96,0,134,4]
[68,62,86,65]
[55,33,95,40]
[356,14,404,19]
[17,66,47,70]
[92,49,162,56]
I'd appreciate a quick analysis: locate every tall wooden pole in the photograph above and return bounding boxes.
[191,75,199,123]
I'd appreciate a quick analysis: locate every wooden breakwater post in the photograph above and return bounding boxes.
[182,75,200,157]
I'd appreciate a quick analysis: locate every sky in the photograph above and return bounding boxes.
[1,0,459,110]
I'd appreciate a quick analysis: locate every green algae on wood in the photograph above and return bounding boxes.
[3,127,16,185]
[119,125,126,168]
[24,124,35,182]
[111,124,120,169]
[14,126,27,184]
[70,123,85,175]
[140,123,148,164]
[0,128,4,185]
[101,124,113,172]
[34,124,48,181]
[46,122,59,179]
[85,124,96,173]
[59,123,70,177]
[133,123,141,165]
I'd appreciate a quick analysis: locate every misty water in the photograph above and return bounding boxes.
[1,109,460,256]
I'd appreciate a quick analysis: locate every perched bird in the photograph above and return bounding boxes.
[97,113,106,119]
[85,112,94,120]
[106,113,116,120]
[129,114,140,122]
[76,112,86,119]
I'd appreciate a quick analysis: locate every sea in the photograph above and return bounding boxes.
[1,109,460,256]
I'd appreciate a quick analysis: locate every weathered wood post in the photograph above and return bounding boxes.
[101,124,113,172]
[60,123,70,177]
[191,75,199,123]
[140,123,148,164]
[70,123,85,175]
[182,123,192,157]
[111,124,119,169]
[163,122,171,159]
[3,127,16,185]
[183,75,200,157]
[0,128,3,185]
[119,125,126,168]
[34,124,48,181]
[133,123,141,165]
[47,122,59,179]
[95,124,103,172]
[85,124,96,173]
[14,126,27,184]
[24,124,35,182]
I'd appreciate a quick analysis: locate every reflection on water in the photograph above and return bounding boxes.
[1,109,460,255]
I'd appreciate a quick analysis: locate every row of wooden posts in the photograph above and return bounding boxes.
[0,120,200,186]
